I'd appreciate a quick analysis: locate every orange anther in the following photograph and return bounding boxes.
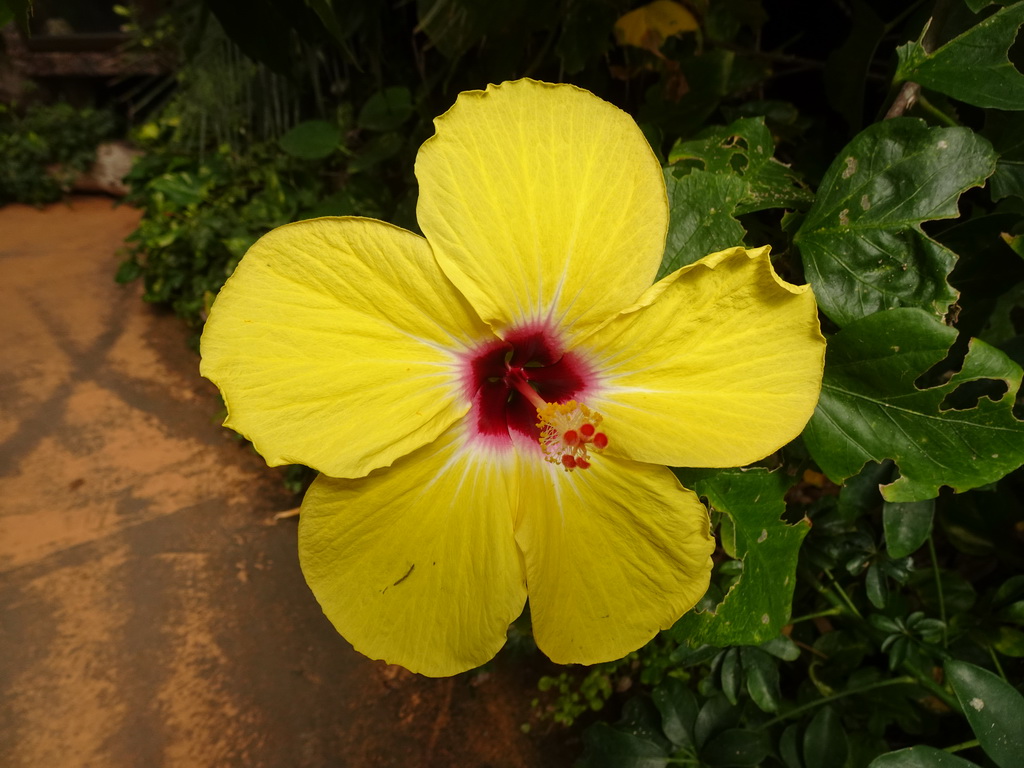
[536,400,607,470]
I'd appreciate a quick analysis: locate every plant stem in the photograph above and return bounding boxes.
[928,535,948,648]
[917,94,959,126]
[885,81,921,119]
[944,739,980,754]
[898,658,960,711]
[823,568,864,620]
[665,753,701,766]
[801,567,963,715]
[758,676,915,729]
[988,645,1008,682]
[790,606,845,624]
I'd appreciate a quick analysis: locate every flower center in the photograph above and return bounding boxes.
[462,325,608,468]
[536,400,608,471]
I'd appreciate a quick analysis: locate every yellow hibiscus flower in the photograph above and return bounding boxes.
[200,79,825,677]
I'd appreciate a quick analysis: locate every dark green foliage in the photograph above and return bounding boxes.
[0,103,116,206]
[117,113,400,324]
[804,309,1024,501]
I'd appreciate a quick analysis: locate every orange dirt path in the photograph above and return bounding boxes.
[0,197,574,768]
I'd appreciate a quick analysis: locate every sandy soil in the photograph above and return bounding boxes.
[0,197,576,768]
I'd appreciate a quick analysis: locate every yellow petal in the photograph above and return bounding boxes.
[200,217,493,479]
[581,246,825,468]
[515,449,713,664]
[614,0,699,52]
[416,79,668,342]
[299,420,527,677]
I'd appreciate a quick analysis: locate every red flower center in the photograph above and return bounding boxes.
[463,325,593,447]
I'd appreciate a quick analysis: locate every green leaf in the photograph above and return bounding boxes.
[866,561,889,608]
[695,694,740,750]
[895,3,1024,110]
[741,646,781,713]
[582,698,672,767]
[671,469,809,646]
[668,118,811,213]
[803,308,1024,502]
[794,119,996,327]
[149,172,205,207]
[701,728,771,767]
[966,0,1000,12]
[742,158,815,215]
[278,121,341,160]
[945,660,1024,768]
[837,461,890,522]
[883,500,935,558]
[357,87,414,132]
[652,678,698,750]
[803,706,848,768]
[580,723,670,768]
[982,112,1024,201]
[994,626,1024,656]
[668,117,774,171]
[115,259,143,284]
[660,117,812,277]
[660,168,746,277]
[868,745,982,767]
[348,133,405,173]
[779,724,804,768]
[994,575,1024,607]
[760,634,801,661]
[721,647,742,705]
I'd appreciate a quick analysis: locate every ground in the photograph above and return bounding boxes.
[0,197,578,768]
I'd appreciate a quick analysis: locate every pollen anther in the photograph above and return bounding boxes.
[536,400,608,471]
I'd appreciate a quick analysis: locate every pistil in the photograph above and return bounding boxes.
[502,368,607,470]
[506,368,548,410]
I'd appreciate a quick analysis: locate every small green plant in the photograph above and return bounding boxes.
[116,116,396,323]
[536,670,615,727]
[116,97,416,325]
[0,102,116,205]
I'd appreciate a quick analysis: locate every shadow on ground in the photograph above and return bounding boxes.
[0,197,578,768]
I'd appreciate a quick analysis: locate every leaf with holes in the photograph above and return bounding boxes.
[793,119,996,327]
[895,2,1024,111]
[669,117,813,216]
[669,469,808,647]
[660,168,746,277]
[660,117,812,277]
[804,308,1024,502]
